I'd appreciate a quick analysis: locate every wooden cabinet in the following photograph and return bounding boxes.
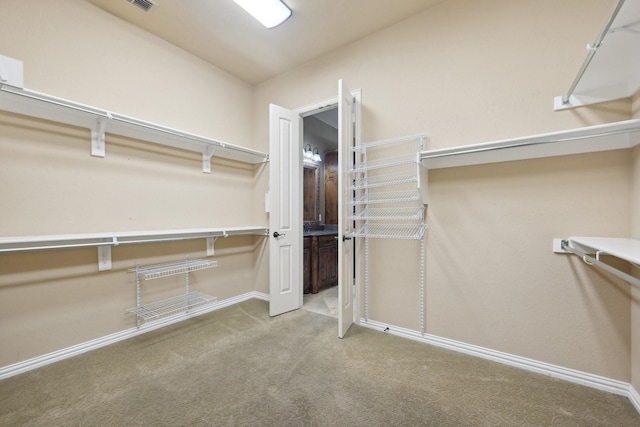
[318,235,338,289]
[303,233,338,294]
[303,237,311,294]
[324,151,338,224]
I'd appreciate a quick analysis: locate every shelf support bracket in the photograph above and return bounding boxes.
[97,245,112,271]
[206,237,217,256]
[91,116,109,158]
[206,231,229,256]
[203,145,217,174]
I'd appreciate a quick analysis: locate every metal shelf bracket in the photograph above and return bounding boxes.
[202,145,217,174]
[91,115,110,157]
[206,231,229,256]
[97,245,112,271]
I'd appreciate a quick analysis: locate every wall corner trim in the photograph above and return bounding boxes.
[0,291,268,380]
[360,318,638,413]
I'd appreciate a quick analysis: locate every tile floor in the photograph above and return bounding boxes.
[301,285,338,318]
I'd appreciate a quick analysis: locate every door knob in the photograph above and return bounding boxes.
[342,235,352,242]
[273,231,286,238]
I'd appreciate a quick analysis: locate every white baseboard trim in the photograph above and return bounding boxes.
[0,291,266,380]
[629,384,640,414]
[251,291,269,301]
[360,318,639,412]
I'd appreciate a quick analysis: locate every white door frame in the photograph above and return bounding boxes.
[295,89,362,327]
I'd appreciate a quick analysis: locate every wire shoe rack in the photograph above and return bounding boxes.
[128,256,217,327]
[350,134,428,333]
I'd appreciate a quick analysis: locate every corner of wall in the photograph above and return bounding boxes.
[631,90,640,398]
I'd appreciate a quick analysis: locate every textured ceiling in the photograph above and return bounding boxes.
[87,0,444,85]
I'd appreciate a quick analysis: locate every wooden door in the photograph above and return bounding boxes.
[324,151,338,224]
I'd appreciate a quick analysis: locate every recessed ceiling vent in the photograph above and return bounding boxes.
[126,0,157,12]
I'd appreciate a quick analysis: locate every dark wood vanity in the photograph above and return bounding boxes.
[303,227,338,294]
[303,149,338,294]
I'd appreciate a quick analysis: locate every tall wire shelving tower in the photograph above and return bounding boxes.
[350,134,428,334]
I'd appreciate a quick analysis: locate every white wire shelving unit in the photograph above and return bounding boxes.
[350,134,428,333]
[128,257,218,327]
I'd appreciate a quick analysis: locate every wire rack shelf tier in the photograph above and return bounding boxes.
[127,292,216,322]
[349,153,418,174]
[352,134,427,151]
[128,258,217,280]
[352,190,421,205]
[350,206,425,221]
[352,170,418,190]
[354,224,427,240]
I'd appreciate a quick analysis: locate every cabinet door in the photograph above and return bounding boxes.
[303,237,311,294]
[328,241,338,285]
[324,151,338,224]
[318,236,338,288]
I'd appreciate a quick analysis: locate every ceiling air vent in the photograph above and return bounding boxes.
[126,0,157,12]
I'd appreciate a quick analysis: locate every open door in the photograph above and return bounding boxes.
[338,80,355,338]
[268,104,303,317]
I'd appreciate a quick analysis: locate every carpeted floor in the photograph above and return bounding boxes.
[1,299,639,426]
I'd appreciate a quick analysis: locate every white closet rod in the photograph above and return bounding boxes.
[561,0,626,105]
[420,125,640,161]
[560,240,640,288]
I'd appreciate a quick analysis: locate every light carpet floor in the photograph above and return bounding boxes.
[1,299,639,426]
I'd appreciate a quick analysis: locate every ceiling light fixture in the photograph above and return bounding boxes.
[233,0,291,29]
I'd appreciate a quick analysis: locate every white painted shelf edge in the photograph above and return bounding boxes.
[420,118,640,170]
[554,0,640,110]
[0,84,269,171]
[0,226,269,271]
[558,237,640,288]
[566,237,640,266]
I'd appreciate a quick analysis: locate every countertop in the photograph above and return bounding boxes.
[303,225,338,237]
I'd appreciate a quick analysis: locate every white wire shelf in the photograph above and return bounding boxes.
[354,223,427,240]
[352,190,422,205]
[352,134,426,151]
[351,170,418,190]
[350,206,425,221]
[127,292,217,322]
[128,258,217,280]
[350,153,418,173]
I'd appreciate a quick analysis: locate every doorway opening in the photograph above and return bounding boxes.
[300,106,340,318]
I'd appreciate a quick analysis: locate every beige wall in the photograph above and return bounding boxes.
[0,0,261,366]
[253,0,636,380]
